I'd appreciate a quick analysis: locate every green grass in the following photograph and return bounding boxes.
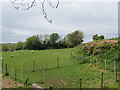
[74,39,119,72]
[2,48,118,88]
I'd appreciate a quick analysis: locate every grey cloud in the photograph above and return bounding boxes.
[2,2,118,43]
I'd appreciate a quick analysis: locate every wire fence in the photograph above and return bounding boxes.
[2,59,120,88]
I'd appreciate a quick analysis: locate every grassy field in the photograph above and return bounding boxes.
[2,48,118,88]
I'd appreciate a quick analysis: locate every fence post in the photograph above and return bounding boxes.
[5,64,9,76]
[14,67,17,80]
[114,61,116,73]
[9,68,12,77]
[45,62,48,71]
[101,72,104,88]
[32,61,35,72]
[80,79,82,89]
[90,59,91,64]
[11,68,13,79]
[5,64,7,75]
[25,77,29,85]
[71,52,73,57]
[90,59,93,67]
[20,68,23,82]
[105,60,107,71]
[116,67,118,82]
[2,63,4,74]
[57,57,59,68]
[96,58,97,66]
[50,85,52,90]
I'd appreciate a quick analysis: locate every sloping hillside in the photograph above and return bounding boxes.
[2,46,119,88]
[74,38,120,72]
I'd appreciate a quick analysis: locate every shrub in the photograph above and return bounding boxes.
[74,39,119,72]
[75,55,89,64]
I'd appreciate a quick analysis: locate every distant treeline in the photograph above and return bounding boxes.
[1,30,112,52]
[1,30,84,52]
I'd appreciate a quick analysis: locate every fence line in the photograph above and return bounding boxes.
[2,59,119,88]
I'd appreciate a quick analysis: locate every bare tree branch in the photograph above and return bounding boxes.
[9,0,59,23]
[48,0,59,8]
[10,0,20,10]
[42,0,52,23]
[56,0,59,8]
[24,0,36,10]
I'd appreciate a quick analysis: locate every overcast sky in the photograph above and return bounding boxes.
[1,1,118,43]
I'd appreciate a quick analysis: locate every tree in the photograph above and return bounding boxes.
[43,34,49,44]
[50,33,59,44]
[26,35,41,50]
[2,44,8,52]
[10,0,59,23]
[39,35,43,43]
[66,30,84,47]
[100,35,105,40]
[92,34,98,40]
[92,34,105,41]
[16,41,24,50]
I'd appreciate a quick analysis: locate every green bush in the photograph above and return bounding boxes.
[74,39,119,72]
[75,55,89,64]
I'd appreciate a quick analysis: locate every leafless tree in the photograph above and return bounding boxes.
[10,0,60,23]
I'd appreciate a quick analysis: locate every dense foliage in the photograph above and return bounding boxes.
[1,30,84,51]
[74,39,120,72]
[92,34,105,41]
[66,30,84,47]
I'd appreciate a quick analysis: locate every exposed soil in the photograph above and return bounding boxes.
[2,77,24,88]
[90,40,118,47]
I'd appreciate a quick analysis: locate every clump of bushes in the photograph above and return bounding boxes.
[74,55,89,64]
[74,39,119,72]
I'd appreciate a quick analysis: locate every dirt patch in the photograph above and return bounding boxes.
[2,77,24,88]
[90,40,118,47]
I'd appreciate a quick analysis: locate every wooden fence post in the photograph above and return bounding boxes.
[95,58,97,66]
[5,64,7,75]
[45,62,48,71]
[20,68,23,81]
[90,59,91,64]
[114,61,116,73]
[14,67,17,80]
[50,85,52,90]
[101,72,104,88]
[2,63,4,74]
[11,68,13,79]
[105,60,107,71]
[80,79,82,89]
[32,61,35,72]
[90,59,93,67]
[9,68,12,77]
[5,64,9,76]
[71,52,73,57]
[116,67,118,82]
[57,57,59,68]
[25,77,29,85]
